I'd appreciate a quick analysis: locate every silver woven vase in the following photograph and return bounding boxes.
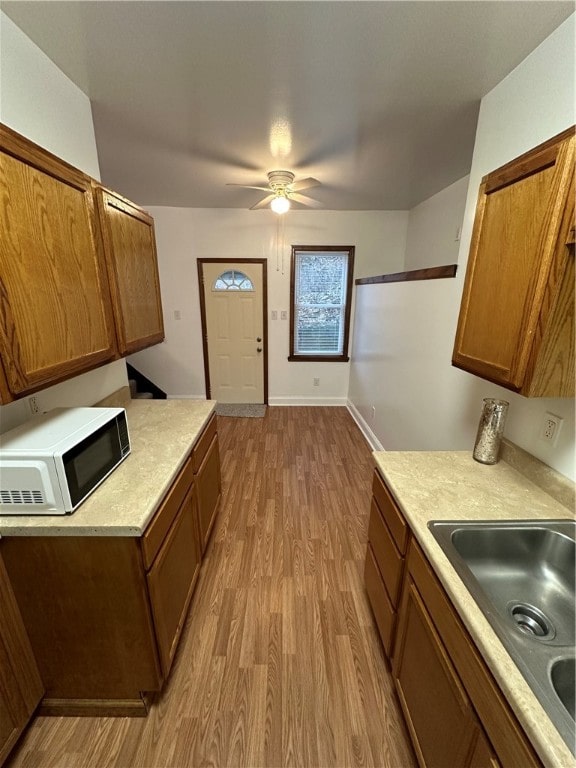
[473,398,509,465]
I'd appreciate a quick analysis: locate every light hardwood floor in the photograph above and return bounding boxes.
[8,407,416,768]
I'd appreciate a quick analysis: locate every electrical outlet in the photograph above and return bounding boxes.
[313,377,320,387]
[280,310,288,320]
[271,310,278,320]
[539,412,563,446]
[28,396,40,415]
[173,309,181,320]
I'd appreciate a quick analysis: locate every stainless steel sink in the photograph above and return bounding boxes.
[428,519,575,755]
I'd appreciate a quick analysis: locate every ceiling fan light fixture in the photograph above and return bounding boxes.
[271,195,291,214]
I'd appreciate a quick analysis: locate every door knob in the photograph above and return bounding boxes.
[257,347,262,353]
[256,337,262,342]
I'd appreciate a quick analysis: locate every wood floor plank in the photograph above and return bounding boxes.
[6,407,416,768]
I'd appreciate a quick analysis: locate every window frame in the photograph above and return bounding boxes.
[288,245,355,362]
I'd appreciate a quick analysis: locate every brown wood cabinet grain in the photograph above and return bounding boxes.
[453,127,575,397]
[364,469,409,660]
[96,187,164,355]
[1,536,163,712]
[0,552,43,767]
[141,455,195,570]
[194,416,222,554]
[398,541,543,768]
[147,484,201,677]
[364,470,544,768]
[393,580,478,768]
[468,729,501,768]
[0,124,117,402]
[367,496,404,605]
[363,543,396,657]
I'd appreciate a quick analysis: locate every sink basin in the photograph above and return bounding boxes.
[428,519,576,755]
[552,658,575,721]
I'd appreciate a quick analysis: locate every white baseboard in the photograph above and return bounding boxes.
[167,395,349,407]
[268,396,348,406]
[346,400,384,451]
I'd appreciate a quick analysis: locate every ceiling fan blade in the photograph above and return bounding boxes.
[226,183,272,192]
[290,177,320,192]
[289,192,323,208]
[250,194,275,210]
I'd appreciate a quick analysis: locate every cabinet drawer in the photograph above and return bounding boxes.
[367,498,404,607]
[141,455,194,570]
[192,414,217,473]
[372,470,409,554]
[147,489,200,677]
[364,544,396,658]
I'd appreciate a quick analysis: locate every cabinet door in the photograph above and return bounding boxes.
[196,434,222,554]
[0,124,117,400]
[96,187,164,355]
[453,129,574,394]
[147,486,201,677]
[0,651,21,768]
[0,552,43,765]
[393,580,477,768]
[468,729,501,768]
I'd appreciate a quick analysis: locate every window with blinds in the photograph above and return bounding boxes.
[289,246,355,362]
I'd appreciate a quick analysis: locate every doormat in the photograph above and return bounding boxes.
[215,403,267,418]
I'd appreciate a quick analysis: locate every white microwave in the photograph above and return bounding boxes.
[0,407,130,515]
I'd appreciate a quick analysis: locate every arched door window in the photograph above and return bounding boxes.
[213,270,254,291]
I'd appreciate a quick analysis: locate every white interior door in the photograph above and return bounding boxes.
[202,262,264,404]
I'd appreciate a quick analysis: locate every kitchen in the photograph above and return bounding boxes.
[0,3,575,767]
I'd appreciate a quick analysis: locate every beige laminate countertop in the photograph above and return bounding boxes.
[373,450,575,768]
[0,399,216,537]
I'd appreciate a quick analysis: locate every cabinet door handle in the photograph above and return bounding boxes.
[257,347,262,353]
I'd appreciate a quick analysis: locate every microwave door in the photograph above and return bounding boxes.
[61,420,122,511]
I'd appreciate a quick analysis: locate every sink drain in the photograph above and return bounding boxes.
[508,603,556,640]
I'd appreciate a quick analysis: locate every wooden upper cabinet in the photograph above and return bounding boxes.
[453,127,575,397]
[0,124,117,402]
[95,187,164,355]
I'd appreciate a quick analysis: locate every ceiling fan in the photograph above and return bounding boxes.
[226,170,321,213]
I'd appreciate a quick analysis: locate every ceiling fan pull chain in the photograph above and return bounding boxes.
[276,216,280,272]
[280,214,286,275]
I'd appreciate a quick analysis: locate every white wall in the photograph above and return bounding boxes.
[129,208,408,404]
[404,176,469,271]
[0,12,128,434]
[349,15,575,480]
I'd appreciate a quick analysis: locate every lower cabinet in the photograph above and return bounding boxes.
[147,484,200,676]
[0,553,43,766]
[393,578,479,768]
[468,729,500,768]
[193,414,222,554]
[1,416,221,717]
[364,544,396,656]
[364,470,542,768]
[364,469,409,659]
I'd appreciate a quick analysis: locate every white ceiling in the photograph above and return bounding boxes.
[3,2,573,210]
